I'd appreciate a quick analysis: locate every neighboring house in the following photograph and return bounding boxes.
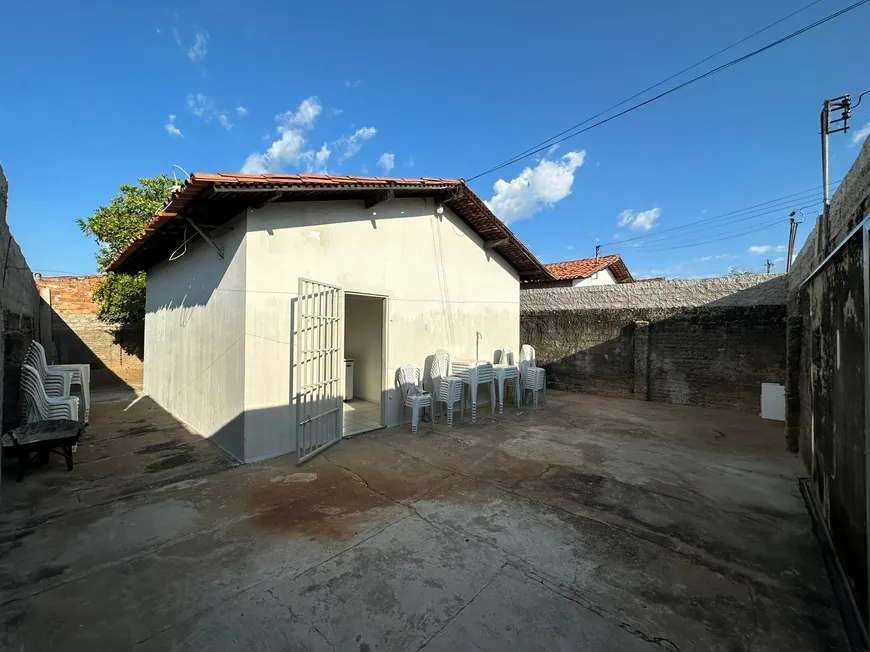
[528,254,634,288]
[107,173,549,463]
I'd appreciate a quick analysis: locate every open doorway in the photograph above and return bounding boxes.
[343,293,386,437]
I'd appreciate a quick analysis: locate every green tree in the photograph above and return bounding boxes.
[727,266,755,276]
[78,175,176,323]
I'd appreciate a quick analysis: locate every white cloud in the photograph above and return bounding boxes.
[484,151,586,225]
[377,152,395,174]
[236,106,248,117]
[278,96,322,130]
[748,244,785,255]
[172,27,183,48]
[164,114,183,137]
[241,96,326,174]
[336,126,377,161]
[566,245,574,250]
[850,122,870,147]
[219,114,233,130]
[617,207,661,231]
[187,93,214,119]
[241,153,269,175]
[301,143,331,174]
[187,29,208,62]
[612,233,621,240]
[156,28,161,34]
[344,79,362,89]
[328,108,344,117]
[360,164,369,174]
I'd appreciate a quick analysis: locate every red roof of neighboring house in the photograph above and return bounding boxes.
[106,173,550,280]
[634,277,666,283]
[541,254,633,283]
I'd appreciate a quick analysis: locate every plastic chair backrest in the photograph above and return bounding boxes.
[497,348,515,365]
[25,342,49,380]
[520,345,536,367]
[396,365,422,396]
[21,364,50,419]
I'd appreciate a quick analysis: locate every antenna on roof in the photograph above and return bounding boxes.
[595,244,600,262]
[170,164,190,193]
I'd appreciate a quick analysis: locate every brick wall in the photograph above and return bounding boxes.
[34,275,143,388]
[521,275,787,413]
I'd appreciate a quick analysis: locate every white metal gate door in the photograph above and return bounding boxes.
[296,278,343,463]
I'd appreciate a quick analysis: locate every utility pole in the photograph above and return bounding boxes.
[766,259,773,274]
[786,211,797,273]
[595,244,600,262]
[819,95,851,257]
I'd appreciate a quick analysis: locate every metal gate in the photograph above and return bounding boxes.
[296,278,343,463]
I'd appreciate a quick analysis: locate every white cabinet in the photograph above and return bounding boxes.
[344,359,354,400]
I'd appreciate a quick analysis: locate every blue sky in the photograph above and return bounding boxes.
[1,0,868,279]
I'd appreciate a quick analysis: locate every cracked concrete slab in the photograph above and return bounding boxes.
[0,388,848,651]
[420,563,661,651]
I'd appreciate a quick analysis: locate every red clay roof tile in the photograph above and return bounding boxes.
[542,254,633,283]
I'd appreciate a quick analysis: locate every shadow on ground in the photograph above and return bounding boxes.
[0,389,848,651]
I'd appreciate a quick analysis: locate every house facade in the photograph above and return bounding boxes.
[533,254,635,288]
[109,173,549,463]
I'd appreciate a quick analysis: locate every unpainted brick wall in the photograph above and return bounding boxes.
[34,275,143,388]
[521,275,787,413]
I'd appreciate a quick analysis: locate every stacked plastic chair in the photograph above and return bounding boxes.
[428,349,463,426]
[26,341,90,423]
[20,364,80,424]
[494,348,521,412]
[396,365,432,434]
[519,344,547,409]
[452,359,495,422]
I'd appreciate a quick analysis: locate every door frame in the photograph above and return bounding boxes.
[342,290,389,431]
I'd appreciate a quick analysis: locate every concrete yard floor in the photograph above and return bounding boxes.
[0,388,847,651]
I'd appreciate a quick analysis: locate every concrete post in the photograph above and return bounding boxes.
[38,287,52,359]
[633,320,650,401]
[784,315,802,452]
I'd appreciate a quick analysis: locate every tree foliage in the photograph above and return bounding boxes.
[77,175,176,323]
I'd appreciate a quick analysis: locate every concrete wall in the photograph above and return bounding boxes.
[243,197,520,462]
[0,165,42,433]
[521,275,787,413]
[144,214,248,460]
[786,135,870,622]
[33,275,144,387]
[344,294,384,404]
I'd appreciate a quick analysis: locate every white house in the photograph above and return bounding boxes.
[531,254,635,288]
[108,173,550,463]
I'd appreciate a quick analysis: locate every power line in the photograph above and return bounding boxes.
[468,0,825,180]
[597,181,839,250]
[629,212,809,253]
[468,0,870,181]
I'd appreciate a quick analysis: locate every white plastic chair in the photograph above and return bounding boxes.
[20,364,80,424]
[519,344,546,408]
[452,360,496,422]
[428,349,463,427]
[27,341,90,423]
[25,343,72,398]
[494,348,521,412]
[396,365,432,434]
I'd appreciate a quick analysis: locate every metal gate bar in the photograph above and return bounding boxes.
[296,278,343,463]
